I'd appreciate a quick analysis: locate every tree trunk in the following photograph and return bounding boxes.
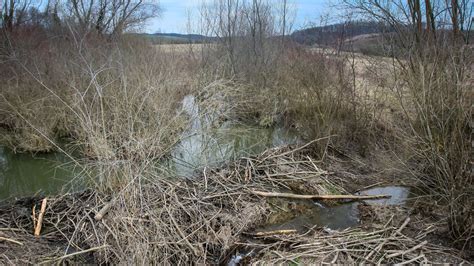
[424,0,436,38]
[451,0,460,37]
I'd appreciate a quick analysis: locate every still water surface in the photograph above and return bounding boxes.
[0,147,78,200]
[261,186,411,232]
[0,95,299,199]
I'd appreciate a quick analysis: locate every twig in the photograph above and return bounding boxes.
[0,228,23,232]
[396,254,425,265]
[251,191,391,200]
[365,217,410,260]
[263,136,334,160]
[386,241,427,259]
[0,236,23,246]
[165,204,200,256]
[352,181,386,193]
[40,245,110,264]
[32,205,37,230]
[34,198,48,237]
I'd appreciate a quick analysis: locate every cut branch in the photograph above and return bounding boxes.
[386,241,427,258]
[95,200,114,221]
[251,191,391,200]
[251,229,298,236]
[34,198,48,237]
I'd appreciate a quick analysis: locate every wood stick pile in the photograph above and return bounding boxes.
[0,144,467,264]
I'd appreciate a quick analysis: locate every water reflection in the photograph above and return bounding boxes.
[0,94,299,198]
[169,95,299,177]
[359,186,410,205]
[0,147,77,200]
[264,202,360,232]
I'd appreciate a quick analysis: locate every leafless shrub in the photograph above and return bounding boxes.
[0,30,195,188]
[1,0,161,34]
[341,0,473,248]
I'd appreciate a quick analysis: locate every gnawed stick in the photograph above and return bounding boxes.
[251,191,391,200]
[250,229,298,237]
[95,200,114,221]
[34,198,47,237]
[0,236,23,246]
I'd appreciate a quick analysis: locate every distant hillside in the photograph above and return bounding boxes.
[291,21,390,46]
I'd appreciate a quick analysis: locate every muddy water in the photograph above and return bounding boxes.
[0,147,79,200]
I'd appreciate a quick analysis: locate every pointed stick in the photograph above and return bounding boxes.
[34,198,48,237]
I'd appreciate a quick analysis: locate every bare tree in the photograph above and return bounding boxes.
[201,0,294,80]
[2,0,31,31]
[65,0,161,35]
[341,0,472,44]
[277,0,296,42]
[1,0,160,34]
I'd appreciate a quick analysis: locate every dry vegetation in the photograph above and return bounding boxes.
[0,0,472,263]
[0,145,469,264]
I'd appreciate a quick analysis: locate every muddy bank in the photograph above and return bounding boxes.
[0,144,469,264]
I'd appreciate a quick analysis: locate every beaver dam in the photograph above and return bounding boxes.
[0,92,472,264]
[0,142,469,264]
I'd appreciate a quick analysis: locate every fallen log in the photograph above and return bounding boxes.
[251,191,391,200]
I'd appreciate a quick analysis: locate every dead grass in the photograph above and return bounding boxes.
[0,32,193,160]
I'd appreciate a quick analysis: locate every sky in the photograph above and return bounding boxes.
[146,0,337,34]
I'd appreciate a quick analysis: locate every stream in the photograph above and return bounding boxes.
[0,95,411,234]
[168,95,299,177]
[0,95,299,200]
